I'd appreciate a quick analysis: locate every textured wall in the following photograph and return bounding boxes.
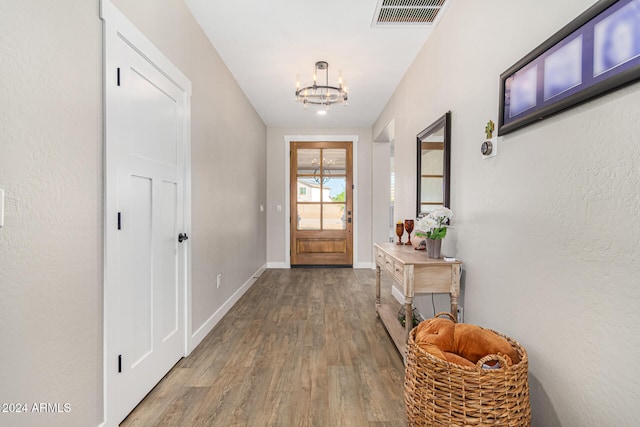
[0,0,266,425]
[110,0,268,335]
[0,1,103,426]
[373,0,640,425]
[265,127,373,268]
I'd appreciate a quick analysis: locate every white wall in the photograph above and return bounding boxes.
[371,141,392,247]
[266,127,373,268]
[0,1,266,426]
[0,1,103,426]
[373,0,640,425]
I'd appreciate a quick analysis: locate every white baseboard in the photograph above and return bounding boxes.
[267,262,289,269]
[189,263,266,350]
[392,285,405,304]
[252,265,267,278]
[355,262,375,269]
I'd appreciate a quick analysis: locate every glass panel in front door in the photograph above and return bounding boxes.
[297,204,321,230]
[297,149,321,175]
[323,176,346,202]
[322,149,346,175]
[296,147,348,232]
[323,204,346,230]
[297,178,322,202]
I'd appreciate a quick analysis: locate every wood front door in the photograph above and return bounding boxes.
[290,142,353,266]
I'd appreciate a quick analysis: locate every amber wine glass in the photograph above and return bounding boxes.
[395,223,404,245]
[404,220,414,245]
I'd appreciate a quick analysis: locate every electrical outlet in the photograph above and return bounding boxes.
[457,306,464,323]
[216,274,222,289]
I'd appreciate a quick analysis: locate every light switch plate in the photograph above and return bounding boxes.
[0,189,4,228]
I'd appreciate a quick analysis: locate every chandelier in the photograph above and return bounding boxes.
[295,61,348,110]
[311,157,334,185]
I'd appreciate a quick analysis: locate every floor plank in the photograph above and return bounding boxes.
[121,268,406,426]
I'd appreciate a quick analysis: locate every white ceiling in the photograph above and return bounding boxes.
[185,0,442,128]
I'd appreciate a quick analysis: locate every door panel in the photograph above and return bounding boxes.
[297,238,348,254]
[127,175,153,366]
[291,142,353,266]
[158,180,179,341]
[128,67,178,167]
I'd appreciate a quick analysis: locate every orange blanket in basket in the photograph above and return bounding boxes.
[414,318,520,367]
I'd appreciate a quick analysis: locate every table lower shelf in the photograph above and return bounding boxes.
[377,303,407,362]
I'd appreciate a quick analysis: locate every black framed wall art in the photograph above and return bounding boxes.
[499,0,640,135]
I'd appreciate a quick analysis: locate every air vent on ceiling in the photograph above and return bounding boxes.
[372,0,448,27]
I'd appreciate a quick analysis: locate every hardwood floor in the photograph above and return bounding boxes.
[121,268,406,427]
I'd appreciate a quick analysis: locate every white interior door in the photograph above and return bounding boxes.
[116,46,186,421]
[103,2,192,424]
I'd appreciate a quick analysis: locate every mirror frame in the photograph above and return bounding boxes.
[416,111,451,218]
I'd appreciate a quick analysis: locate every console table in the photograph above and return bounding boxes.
[375,243,462,360]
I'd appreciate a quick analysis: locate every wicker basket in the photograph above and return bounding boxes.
[404,313,531,426]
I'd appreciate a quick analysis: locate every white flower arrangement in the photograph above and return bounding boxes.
[415,207,453,240]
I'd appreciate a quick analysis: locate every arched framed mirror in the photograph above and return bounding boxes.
[416,111,451,218]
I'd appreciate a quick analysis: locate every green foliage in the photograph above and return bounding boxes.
[428,227,447,240]
[415,228,447,240]
[330,190,346,202]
